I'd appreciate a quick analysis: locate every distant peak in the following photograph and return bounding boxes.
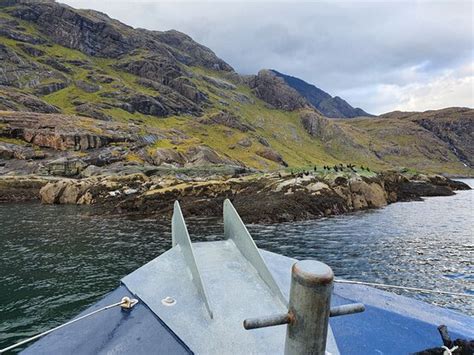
[271,70,372,118]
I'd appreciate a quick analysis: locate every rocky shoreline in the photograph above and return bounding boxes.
[1,170,470,224]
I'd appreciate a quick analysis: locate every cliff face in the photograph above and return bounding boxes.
[0,0,472,177]
[271,70,372,118]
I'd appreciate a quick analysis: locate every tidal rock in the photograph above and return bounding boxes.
[39,180,70,204]
[349,179,387,209]
[80,164,102,177]
[59,180,92,204]
[0,175,50,202]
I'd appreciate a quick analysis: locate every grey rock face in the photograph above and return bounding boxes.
[199,111,255,132]
[0,88,60,113]
[34,81,68,95]
[128,94,168,117]
[247,70,308,111]
[271,70,372,118]
[75,80,101,93]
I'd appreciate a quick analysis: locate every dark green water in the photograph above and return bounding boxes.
[0,179,473,351]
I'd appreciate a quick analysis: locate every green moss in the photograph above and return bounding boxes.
[0,137,27,145]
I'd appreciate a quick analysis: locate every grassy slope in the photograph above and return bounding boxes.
[0,9,472,176]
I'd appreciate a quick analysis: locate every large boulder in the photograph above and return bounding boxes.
[39,180,70,204]
[256,148,288,167]
[349,179,387,209]
[59,180,92,204]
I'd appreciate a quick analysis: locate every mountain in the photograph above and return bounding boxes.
[0,0,472,177]
[271,70,372,118]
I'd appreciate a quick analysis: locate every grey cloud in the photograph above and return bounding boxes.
[62,0,473,113]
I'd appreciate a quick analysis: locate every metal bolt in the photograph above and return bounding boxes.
[161,296,177,306]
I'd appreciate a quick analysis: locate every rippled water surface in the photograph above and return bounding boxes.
[0,179,473,350]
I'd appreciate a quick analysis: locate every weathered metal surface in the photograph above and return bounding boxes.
[122,241,340,354]
[330,282,474,353]
[25,249,474,354]
[24,198,474,354]
[329,303,365,317]
[223,199,287,307]
[21,285,192,355]
[243,313,292,330]
[172,201,213,319]
[285,260,334,355]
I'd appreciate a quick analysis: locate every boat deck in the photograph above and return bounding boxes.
[22,200,473,354]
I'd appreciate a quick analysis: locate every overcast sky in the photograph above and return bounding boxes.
[62,0,473,114]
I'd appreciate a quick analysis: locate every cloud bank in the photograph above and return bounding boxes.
[62,0,473,114]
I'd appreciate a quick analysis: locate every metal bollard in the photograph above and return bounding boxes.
[284,260,334,355]
[243,260,364,354]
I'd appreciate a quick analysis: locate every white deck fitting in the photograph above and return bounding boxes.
[122,200,339,355]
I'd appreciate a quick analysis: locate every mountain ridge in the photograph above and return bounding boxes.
[271,69,372,118]
[0,0,472,177]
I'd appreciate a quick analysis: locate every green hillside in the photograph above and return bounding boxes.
[0,1,472,176]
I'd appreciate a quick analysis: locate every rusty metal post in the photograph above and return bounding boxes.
[284,260,334,355]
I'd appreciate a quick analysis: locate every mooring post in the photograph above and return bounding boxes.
[284,260,334,355]
[243,259,363,353]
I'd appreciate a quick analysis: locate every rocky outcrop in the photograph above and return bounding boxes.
[0,175,52,202]
[45,158,87,177]
[75,103,112,121]
[127,94,168,116]
[185,146,235,166]
[152,148,186,166]
[256,148,288,167]
[39,173,150,205]
[1,0,234,120]
[0,169,465,224]
[106,171,469,223]
[411,108,474,167]
[0,88,60,113]
[34,81,68,95]
[247,70,309,111]
[199,111,255,132]
[300,111,326,137]
[150,145,237,167]
[0,111,134,151]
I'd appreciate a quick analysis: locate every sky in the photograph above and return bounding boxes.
[62,0,473,114]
